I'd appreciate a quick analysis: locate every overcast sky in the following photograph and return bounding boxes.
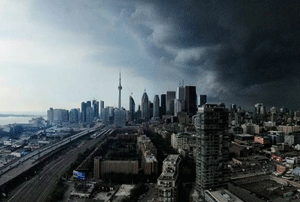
[0,0,299,114]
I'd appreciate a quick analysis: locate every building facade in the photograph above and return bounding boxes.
[199,95,207,107]
[141,91,149,120]
[160,94,166,117]
[156,155,181,202]
[129,96,135,121]
[176,86,185,111]
[193,104,229,200]
[69,108,79,123]
[94,158,139,178]
[100,100,104,119]
[153,95,160,118]
[93,100,99,118]
[114,108,126,127]
[166,91,176,116]
[185,86,197,115]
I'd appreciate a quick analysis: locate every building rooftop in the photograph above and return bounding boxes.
[205,189,243,202]
[144,152,157,163]
[115,184,135,197]
[235,134,254,137]
[163,154,180,165]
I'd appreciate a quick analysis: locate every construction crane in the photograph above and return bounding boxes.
[127,87,133,96]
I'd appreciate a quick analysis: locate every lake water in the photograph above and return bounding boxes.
[0,116,45,126]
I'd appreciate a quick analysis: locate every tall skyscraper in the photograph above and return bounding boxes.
[118,72,122,109]
[141,91,149,120]
[86,101,91,108]
[166,91,176,115]
[129,95,135,121]
[193,104,229,200]
[160,94,166,117]
[86,107,94,123]
[81,102,87,122]
[199,95,207,107]
[176,85,185,111]
[185,86,197,115]
[255,103,263,114]
[174,99,182,116]
[100,100,104,119]
[153,95,160,118]
[93,100,99,118]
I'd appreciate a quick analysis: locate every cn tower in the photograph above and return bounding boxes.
[118,71,122,109]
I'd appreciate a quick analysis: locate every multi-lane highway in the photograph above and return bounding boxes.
[3,126,114,202]
[0,123,107,188]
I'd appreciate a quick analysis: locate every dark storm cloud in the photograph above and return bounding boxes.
[113,0,300,109]
[34,0,300,109]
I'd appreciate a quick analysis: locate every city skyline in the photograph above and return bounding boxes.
[0,1,299,113]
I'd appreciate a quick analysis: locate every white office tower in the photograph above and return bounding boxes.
[176,85,185,111]
[156,155,181,202]
[174,99,182,116]
[193,104,229,201]
[153,95,160,118]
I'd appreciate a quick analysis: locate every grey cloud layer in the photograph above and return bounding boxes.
[120,0,300,109]
[34,0,300,109]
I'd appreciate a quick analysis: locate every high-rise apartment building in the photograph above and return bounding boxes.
[153,95,160,118]
[166,91,176,115]
[185,86,197,115]
[141,91,149,120]
[156,155,181,202]
[193,104,229,200]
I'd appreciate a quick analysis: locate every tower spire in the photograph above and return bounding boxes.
[118,71,122,109]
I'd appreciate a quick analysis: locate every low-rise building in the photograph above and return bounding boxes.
[156,155,181,202]
[137,134,158,175]
[171,132,196,151]
[94,157,138,178]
